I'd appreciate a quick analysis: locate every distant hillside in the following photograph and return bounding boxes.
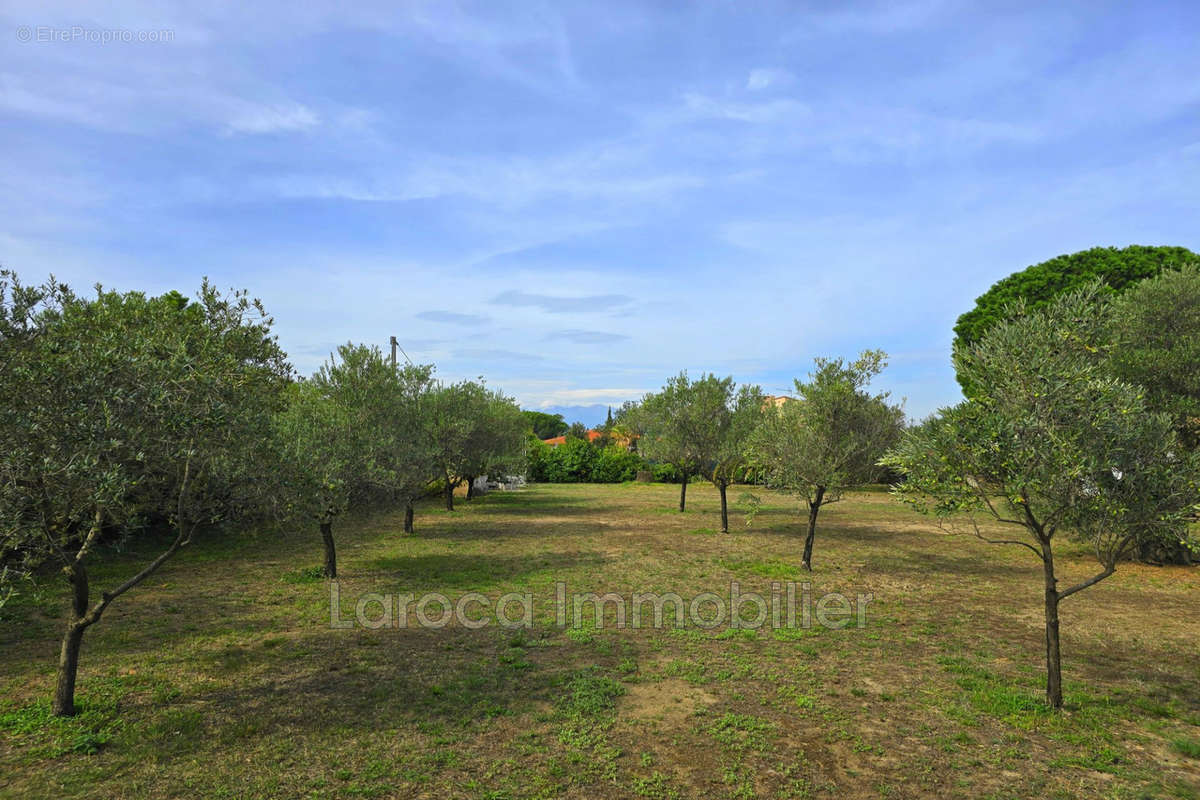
[537,404,609,428]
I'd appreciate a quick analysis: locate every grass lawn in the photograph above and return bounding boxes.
[1,482,1198,799]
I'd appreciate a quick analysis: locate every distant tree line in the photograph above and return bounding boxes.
[521,410,569,440]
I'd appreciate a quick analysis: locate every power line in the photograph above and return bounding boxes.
[389,335,413,367]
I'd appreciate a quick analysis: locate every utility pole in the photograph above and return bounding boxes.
[389,336,398,369]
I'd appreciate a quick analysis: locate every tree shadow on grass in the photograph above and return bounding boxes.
[117,624,612,768]
[457,489,595,515]
[858,548,1037,579]
[399,518,597,542]
[363,551,607,590]
[0,623,617,790]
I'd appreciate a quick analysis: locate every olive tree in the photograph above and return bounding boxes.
[308,344,434,534]
[0,278,290,716]
[752,351,904,570]
[460,392,527,500]
[636,372,732,513]
[393,368,438,535]
[709,384,765,532]
[0,269,69,370]
[0,271,73,611]
[272,380,355,578]
[882,287,1200,709]
[423,380,524,510]
[425,380,491,511]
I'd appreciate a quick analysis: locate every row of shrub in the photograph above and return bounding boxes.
[525,436,683,483]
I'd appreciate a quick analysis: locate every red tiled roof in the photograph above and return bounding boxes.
[542,430,604,446]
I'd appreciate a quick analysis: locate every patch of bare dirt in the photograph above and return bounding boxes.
[620,678,716,728]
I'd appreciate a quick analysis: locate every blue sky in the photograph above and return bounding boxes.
[3,1,1199,425]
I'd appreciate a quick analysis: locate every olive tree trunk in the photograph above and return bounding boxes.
[678,473,688,512]
[444,482,455,511]
[801,485,826,571]
[53,564,91,717]
[51,480,196,717]
[718,482,729,533]
[320,520,337,579]
[1040,542,1064,708]
[404,501,415,534]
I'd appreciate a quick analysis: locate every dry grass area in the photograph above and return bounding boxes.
[1,482,1198,799]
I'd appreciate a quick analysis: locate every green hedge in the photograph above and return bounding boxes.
[526,436,677,483]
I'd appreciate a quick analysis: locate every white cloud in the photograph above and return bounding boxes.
[492,290,634,313]
[246,145,706,210]
[526,387,651,407]
[223,103,319,135]
[545,329,630,345]
[416,310,491,326]
[746,68,792,92]
[681,92,809,124]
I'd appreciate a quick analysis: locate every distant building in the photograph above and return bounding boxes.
[542,429,604,447]
[609,430,636,450]
[542,429,636,450]
[762,395,793,409]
